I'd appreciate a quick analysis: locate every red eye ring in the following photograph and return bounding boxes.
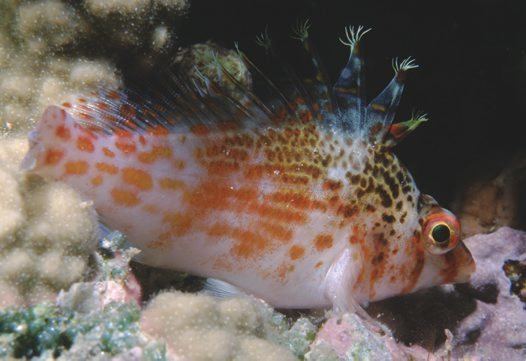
[423,209,460,255]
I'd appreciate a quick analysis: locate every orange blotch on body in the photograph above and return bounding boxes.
[55,125,71,140]
[142,204,160,214]
[91,175,103,186]
[45,149,64,165]
[102,147,115,158]
[289,245,305,260]
[314,234,333,251]
[276,263,295,281]
[115,141,136,154]
[159,177,185,191]
[65,161,88,175]
[138,146,172,164]
[122,167,153,190]
[231,228,268,259]
[111,188,140,207]
[207,223,231,238]
[349,225,364,245]
[149,126,169,136]
[96,162,118,174]
[115,129,132,138]
[77,136,95,153]
[162,212,192,236]
[260,222,292,243]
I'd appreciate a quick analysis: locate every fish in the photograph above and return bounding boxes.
[22,25,475,310]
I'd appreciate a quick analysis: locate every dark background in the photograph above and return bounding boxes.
[178,0,525,208]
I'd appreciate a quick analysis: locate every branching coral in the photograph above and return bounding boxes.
[0,137,98,309]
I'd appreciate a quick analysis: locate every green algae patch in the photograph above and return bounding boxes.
[0,302,145,359]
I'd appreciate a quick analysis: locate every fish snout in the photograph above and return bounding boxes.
[20,130,43,172]
[452,241,476,283]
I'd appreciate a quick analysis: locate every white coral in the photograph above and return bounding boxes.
[0,137,98,309]
[141,291,297,361]
[0,0,188,132]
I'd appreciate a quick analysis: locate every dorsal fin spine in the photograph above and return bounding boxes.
[366,57,419,144]
[291,18,334,112]
[333,25,371,132]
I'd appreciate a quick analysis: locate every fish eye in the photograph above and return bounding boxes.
[422,210,460,255]
[430,223,451,246]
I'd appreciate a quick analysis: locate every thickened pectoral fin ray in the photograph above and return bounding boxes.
[365,57,418,143]
[324,248,363,313]
[324,248,387,334]
[333,26,370,131]
[385,112,428,147]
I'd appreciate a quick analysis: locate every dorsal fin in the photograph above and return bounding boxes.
[291,18,334,113]
[385,113,428,147]
[56,27,424,147]
[366,57,419,144]
[333,26,370,132]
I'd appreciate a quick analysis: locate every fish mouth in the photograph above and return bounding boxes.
[452,241,476,283]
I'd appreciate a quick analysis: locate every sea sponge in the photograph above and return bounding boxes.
[0,137,98,309]
[141,291,297,361]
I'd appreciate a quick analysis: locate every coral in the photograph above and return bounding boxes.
[0,0,189,133]
[141,291,297,361]
[0,137,98,309]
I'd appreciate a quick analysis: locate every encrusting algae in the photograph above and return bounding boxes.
[23,25,474,312]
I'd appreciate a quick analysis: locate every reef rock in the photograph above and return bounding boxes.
[307,228,526,361]
[451,227,526,360]
[306,312,437,361]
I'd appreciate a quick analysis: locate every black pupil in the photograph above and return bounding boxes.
[432,224,450,244]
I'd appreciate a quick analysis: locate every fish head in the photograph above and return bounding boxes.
[21,106,75,179]
[414,194,475,289]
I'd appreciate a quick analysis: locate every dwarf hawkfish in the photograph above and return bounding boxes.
[22,25,475,310]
